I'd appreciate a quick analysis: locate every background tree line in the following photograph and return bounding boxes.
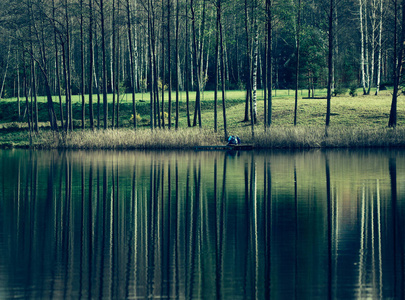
[0,0,402,133]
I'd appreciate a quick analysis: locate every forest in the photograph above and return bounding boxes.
[0,0,402,134]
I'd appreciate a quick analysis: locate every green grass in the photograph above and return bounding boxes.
[1,88,404,149]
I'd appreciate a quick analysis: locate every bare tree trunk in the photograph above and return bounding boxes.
[214,1,219,133]
[191,0,204,128]
[152,1,160,129]
[89,0,94,130]
[168,0,172,129]
[161,0,166,128]
[53,0,64,129]
[23,60,32,131]
[244,0,252,123]
[185,0,191,127]
[365,0,371,94]
[326,0,334,128]
[112,0,116,129]
[375,0,384,95]
[294,0,301,126]
[148,0,154,130]
[80,0,85,129]
[101,0,108,129]
[94,28,101,130]
[175,0,179,129]
[266,0,273,127]
[16,50,21,120]
[219,0,227,140]
[388,0,404,127]
[360,0,368,94]
[252,0,259,131]
[62,40,69,131]
[116,0,121,129]
[126,0,137,128]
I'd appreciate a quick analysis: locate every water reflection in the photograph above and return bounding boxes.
[0,149,404,299]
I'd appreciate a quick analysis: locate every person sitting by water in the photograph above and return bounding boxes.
[227,135,241,146]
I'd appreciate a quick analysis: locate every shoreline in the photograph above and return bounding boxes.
[1,126,405,150]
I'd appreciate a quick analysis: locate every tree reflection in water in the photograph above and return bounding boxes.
[0,149,404,299]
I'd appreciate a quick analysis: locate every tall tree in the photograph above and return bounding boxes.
[251,0,259,136]
[167,0,172,129]
[53,0,64,130]
[388,0,404,128]
[191,0,204,128]
[175,0,180,129]
[266,0,273,128]
[126,0,137,128]
[89,0,94,130]
[326,0,335,128]
[219,0,227,140]
[100,0,108,129]
[294,0,301,126]
[185,0,191,127]
[161,0,166,128]
[80,0,85,129]
[375,0,384,95]
[214,0,220,133]
[244,0,252,123]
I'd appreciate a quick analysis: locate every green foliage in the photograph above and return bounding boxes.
[349,85,358,97]
[332,86,348,96]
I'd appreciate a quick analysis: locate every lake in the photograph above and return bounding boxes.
[0,149,404,299]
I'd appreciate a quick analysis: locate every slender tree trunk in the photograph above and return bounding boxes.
[112,0,116,129]
[252,0,259,131]
[89,0,94,130]
[219,0,227,140]
[63,0,73,131]
[161,0,166,128]
[23,61,31,131]
[126,0,137,128]
[65,0,73,131]
[80,0,85,129]
[185,0,191,127]
[101,0,108,129]
[214,2,219,133]
[294,0,301,126]
[326,0,334,128]
[360,0,367,95]
[53,0,64,129]
[175,0,179,129]
[148,0,154,130]
[244,0,252,122]
[168,0,172,129]
[365,0,370,94]
[94,29,101,130]
[375,0,384,95]
[267,0,273,127]
[16,50,21,120]
[152,3,160,129]
[191,0,204,127]
[61,41,69,131]
[116,0,121,129]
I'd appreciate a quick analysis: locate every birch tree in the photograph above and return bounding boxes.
[375,0,384,95]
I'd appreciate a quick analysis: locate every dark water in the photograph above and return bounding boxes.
[0,149,404,299]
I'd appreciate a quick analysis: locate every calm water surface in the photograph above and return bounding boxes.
[0,149,404,299]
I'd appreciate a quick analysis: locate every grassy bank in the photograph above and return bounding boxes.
[2,126,404,150]
[1,88,404,149]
